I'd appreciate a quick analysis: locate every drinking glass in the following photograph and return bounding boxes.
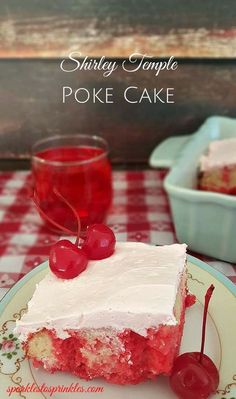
[31,135,112,233]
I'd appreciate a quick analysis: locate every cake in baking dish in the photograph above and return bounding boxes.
[199,138,236,195]
[15,242,188,385]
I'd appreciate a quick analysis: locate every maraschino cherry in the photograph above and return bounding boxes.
[49,239,88,279]
[170,284,219,399]
[33,188,88,279]
[33,188,117,277]
[82,224,116,260]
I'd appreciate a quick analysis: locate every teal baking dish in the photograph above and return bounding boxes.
[149,116,236,262]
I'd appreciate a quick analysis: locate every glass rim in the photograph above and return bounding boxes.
[31,134,109,167]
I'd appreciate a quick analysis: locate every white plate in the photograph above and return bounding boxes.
[0,255,236,399]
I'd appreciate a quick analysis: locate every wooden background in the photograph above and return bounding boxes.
[0,0,236,168]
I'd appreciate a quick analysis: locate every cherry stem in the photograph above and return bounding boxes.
[32,191,75,236]
[200,284,215,364]
[53,188,81,246]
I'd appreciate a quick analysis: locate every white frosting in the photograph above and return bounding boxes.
[200,138,236,171]
[15,242,187,340]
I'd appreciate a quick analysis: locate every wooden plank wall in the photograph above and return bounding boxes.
[0,0,236,168]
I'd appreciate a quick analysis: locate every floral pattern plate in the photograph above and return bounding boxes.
[0,255,236,399]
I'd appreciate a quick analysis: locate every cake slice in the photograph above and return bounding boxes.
[199,138,236,195]
[15,242,188,385]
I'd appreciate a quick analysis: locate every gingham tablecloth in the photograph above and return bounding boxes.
[0,170,236,290]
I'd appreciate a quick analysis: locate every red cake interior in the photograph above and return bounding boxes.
[199,165,236,195]
[22,283,190,387]
[25,312,185,385]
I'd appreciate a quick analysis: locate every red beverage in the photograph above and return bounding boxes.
[32,136,112,233]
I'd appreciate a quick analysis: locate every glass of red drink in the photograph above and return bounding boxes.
[32,135,112,233]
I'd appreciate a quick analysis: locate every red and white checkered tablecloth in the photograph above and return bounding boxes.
[0,170,236,289]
